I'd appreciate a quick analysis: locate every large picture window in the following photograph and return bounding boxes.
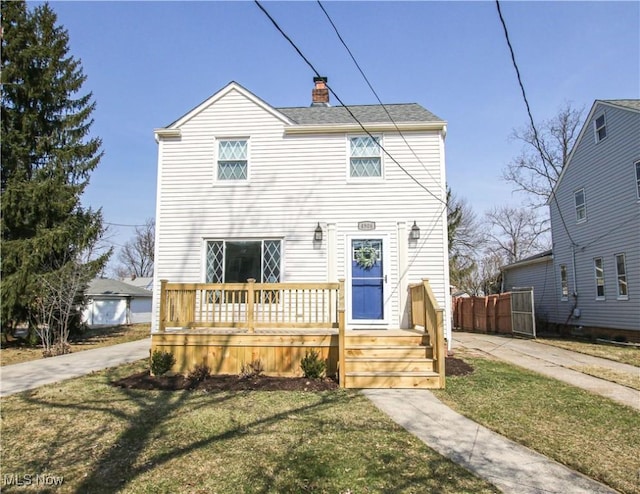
[206,240,281,284]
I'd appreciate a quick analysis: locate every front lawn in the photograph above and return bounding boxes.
[0,359,498,494]
[0,324,150,366]
[434,354,640,494]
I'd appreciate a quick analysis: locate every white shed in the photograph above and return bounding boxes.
[83,278,153,327]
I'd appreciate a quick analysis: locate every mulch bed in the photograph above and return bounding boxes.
[112,357,474,392]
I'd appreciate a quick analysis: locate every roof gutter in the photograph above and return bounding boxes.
[284,122,447,135]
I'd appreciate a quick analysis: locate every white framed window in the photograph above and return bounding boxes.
[349,135,382,178]
[560,264,569,301]
[594,257,605,300]
[574,188,586,223]
[217,139,248,181]
[206,240,281,284]
[615,253,628,299]
[635,160,640,199]
[594,114,606,143]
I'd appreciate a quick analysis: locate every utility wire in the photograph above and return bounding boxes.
[316,0,446,197]
[104,222,146,228]
[495,0,578,248]
[254,0,448,208]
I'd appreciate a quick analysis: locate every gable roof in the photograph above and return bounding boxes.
[155,81,445,139]
[548,99,640,203]
[501,250,553,271]
[86,278,153,298]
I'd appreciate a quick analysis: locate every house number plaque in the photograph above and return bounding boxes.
[358,221,376,231]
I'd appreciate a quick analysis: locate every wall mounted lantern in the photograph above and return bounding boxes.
[410,221,420,240]
[314,223,323,241]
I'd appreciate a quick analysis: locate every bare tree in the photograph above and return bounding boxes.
[485,205,550,265]
[116,218,155,278]
[447,188,485,290]
[503,102,584,205]
[33,258,95,356]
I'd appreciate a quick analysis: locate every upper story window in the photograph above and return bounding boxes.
[574,188,586,223]
[560,264,568,301]
[594,114,606,143]
[594,257,605,300]
[635,161,640,199]
[217,139,248,181]
[615,253,628,299]
[349,136,382,178]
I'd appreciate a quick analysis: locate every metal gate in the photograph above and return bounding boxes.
[510,287,536,338]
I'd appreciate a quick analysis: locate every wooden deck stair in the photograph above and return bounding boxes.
[342,331,442,389]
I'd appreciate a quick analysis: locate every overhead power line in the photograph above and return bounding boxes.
[316,0,446,196]
[254,0,448,208]
[495,0,578,248]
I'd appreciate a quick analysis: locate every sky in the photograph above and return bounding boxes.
[39,1,639,271]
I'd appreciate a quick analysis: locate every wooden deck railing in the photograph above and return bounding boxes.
[409,278,446,387]
[159,279,344,333]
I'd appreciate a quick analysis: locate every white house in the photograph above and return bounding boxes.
[83,278,153,327]
[151,78,450,340]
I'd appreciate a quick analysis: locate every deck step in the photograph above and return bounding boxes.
[346,358,435,373]
[344,371,441,389]
[346,334,429,346]
[345,345,433,359]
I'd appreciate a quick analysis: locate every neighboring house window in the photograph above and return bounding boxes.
[349,136,382,178]
[635,161,640,199]
[615,253,628,299]
[206,240,281,283]
[217,139,248,180]
[574,189,586,223]
[594,257,605,300]
[560,264,568,300]
[594,114,606,142]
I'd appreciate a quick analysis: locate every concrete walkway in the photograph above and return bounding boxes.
[364,389,616,494]
[0,338,150,397]
[453,332,639,410]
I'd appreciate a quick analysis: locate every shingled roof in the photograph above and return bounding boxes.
[86,278,153,298]
[600,99,640,112]
[277,103,443,126]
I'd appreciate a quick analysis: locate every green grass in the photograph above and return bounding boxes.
[0,324,150,366]
[0,359,498,494]
[434,356,640,494]
[538,337,640,367]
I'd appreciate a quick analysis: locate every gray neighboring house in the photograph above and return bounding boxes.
[501,250,559,324]
[517,99,639,339]
[83,278,153,327]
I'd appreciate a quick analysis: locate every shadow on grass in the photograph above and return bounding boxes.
[14,368,495,494]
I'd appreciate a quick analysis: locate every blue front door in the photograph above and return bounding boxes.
[351,239,384,320]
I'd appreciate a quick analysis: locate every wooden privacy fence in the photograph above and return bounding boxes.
[452,293,512,334]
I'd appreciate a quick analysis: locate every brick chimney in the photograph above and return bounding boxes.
[311,76,329,107]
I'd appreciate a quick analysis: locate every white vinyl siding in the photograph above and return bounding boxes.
[574,188,586,223]
[594,114,607,142]
[594,257,605,300]
[615,253,628,299]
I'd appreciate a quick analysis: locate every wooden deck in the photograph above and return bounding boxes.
[153,279,445,388]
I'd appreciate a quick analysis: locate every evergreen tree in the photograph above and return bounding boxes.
[1,1,110,334]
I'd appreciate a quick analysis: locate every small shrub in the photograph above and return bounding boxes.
[187,362,211,383]
[240,358,264,378]
[300,349,325,379]
[150,350,176,376]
